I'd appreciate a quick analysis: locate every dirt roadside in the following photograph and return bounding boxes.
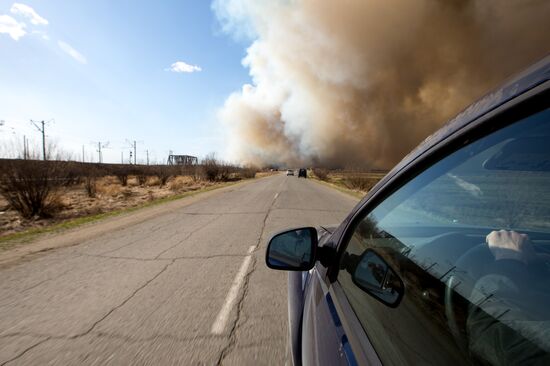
[0,178,260,269]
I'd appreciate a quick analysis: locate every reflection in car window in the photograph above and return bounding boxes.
[338,107,550,365]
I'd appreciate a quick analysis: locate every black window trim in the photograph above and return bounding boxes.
[327,80,550,282]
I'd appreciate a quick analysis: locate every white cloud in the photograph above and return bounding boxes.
[58,40,87,64]
[32,30,49,40]
[0,14,26,40]
[10,3,48,25]
[168,61,202,73]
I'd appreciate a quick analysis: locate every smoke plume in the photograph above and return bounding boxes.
[214,0,550,168]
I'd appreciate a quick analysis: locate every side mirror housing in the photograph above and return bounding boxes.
[266,227,318,271]
[351,250,404,307]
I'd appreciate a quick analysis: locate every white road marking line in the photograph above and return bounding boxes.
[274,193,279,200]
[211,245,256,335]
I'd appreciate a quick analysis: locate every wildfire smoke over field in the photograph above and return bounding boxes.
[214,0,550,169]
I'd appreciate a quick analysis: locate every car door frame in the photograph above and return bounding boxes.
[317,79,550,365]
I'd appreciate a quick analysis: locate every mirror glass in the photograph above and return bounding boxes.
[352,250,404,307]
[266,227,316,270]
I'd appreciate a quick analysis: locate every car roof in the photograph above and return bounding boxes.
[365,55,550,205]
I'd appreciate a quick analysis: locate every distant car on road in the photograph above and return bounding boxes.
[266,56,550,365]
[286,169,294,176]
[298,168,307,178]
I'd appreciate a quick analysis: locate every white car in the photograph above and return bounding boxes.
[286,169,294,176]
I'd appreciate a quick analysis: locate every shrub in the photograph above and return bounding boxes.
[313,168,329,181]
[115,167,129,186]
[84,174,97,198]
[342,175,379,192]
[239,167,257,179]
[0,159,70,218]
[136,173,147,186]
[155,166,173,187]
[189,165,201,182]
[199,154,243,182]
[201,154,220,182]
[218,163,232,182]
[168,176,193,191]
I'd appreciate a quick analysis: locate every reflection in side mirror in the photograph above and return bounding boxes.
[352,250,404,307]
[266,227,317,271]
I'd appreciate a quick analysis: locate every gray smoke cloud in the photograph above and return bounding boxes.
[214,0,550,168]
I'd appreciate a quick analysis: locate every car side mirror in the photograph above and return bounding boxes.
[266,227,318,271]
[352,250,404,307]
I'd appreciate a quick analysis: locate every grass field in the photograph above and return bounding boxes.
[310,169,389,197]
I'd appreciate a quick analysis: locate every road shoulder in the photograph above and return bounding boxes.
[0,178,261,269]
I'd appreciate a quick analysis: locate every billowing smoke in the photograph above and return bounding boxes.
[214,0,550,168]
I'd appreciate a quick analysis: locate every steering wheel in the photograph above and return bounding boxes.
[444,243,494,353]
[446,239,550,353]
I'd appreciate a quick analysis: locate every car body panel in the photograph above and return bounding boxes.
[302,268,348,366]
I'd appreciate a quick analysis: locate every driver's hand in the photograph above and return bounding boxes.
[486,230,537,264]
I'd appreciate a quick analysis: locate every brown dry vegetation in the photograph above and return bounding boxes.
[0,157,259,238]
[0,174,216,237]
[311,168,388,194]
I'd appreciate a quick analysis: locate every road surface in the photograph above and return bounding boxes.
[0,174,359,365]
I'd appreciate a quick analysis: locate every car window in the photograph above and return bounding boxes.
[338,106,550,365]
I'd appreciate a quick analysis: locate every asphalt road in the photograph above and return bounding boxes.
[0,174,359,365]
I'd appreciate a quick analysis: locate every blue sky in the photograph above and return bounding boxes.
[0,0,250,163]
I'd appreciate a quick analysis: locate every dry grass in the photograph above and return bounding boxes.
[169,176,195,192]
[127,177,140,187]
[312,170,388,194]
[0,158,259,239]
[121,188,133,200]
[146,176,161,186]
[341,174,381,191]
[96,180,122,197]
[312,168,329,181]
[256,171,279,178]
[102,176,119,185]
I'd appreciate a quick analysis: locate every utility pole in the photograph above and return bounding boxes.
[93,141,109,163]
[126,139,142,165]
[30,120,47,160]
[23,135,27,160]
[146,150,149,165]
[121,151,124,164]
